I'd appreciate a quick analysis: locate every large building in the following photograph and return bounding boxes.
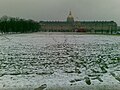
[40,11,117,34]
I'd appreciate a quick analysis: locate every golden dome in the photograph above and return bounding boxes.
[67,11,74,23]
[67,11,74,18]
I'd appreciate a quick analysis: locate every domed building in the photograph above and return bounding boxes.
[40,11,117,34]
[67,11,74,23]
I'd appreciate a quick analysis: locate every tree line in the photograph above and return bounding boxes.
[0,16,40,33]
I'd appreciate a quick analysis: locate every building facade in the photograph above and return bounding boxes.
[40,11,117,34]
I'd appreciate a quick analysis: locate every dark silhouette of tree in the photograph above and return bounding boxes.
[0,15,40,34]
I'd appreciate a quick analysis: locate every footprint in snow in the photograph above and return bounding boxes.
[34,84,47,90]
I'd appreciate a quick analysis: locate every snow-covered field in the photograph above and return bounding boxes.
[0,32,120,90]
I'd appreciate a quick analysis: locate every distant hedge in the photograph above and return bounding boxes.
[0,16,40,33]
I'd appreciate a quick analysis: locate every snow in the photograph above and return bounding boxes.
[0,33,120,90]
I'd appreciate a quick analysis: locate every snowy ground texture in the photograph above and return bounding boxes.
[0,32,120,90]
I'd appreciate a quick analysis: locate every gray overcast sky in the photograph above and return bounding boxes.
[0,0,120,25]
